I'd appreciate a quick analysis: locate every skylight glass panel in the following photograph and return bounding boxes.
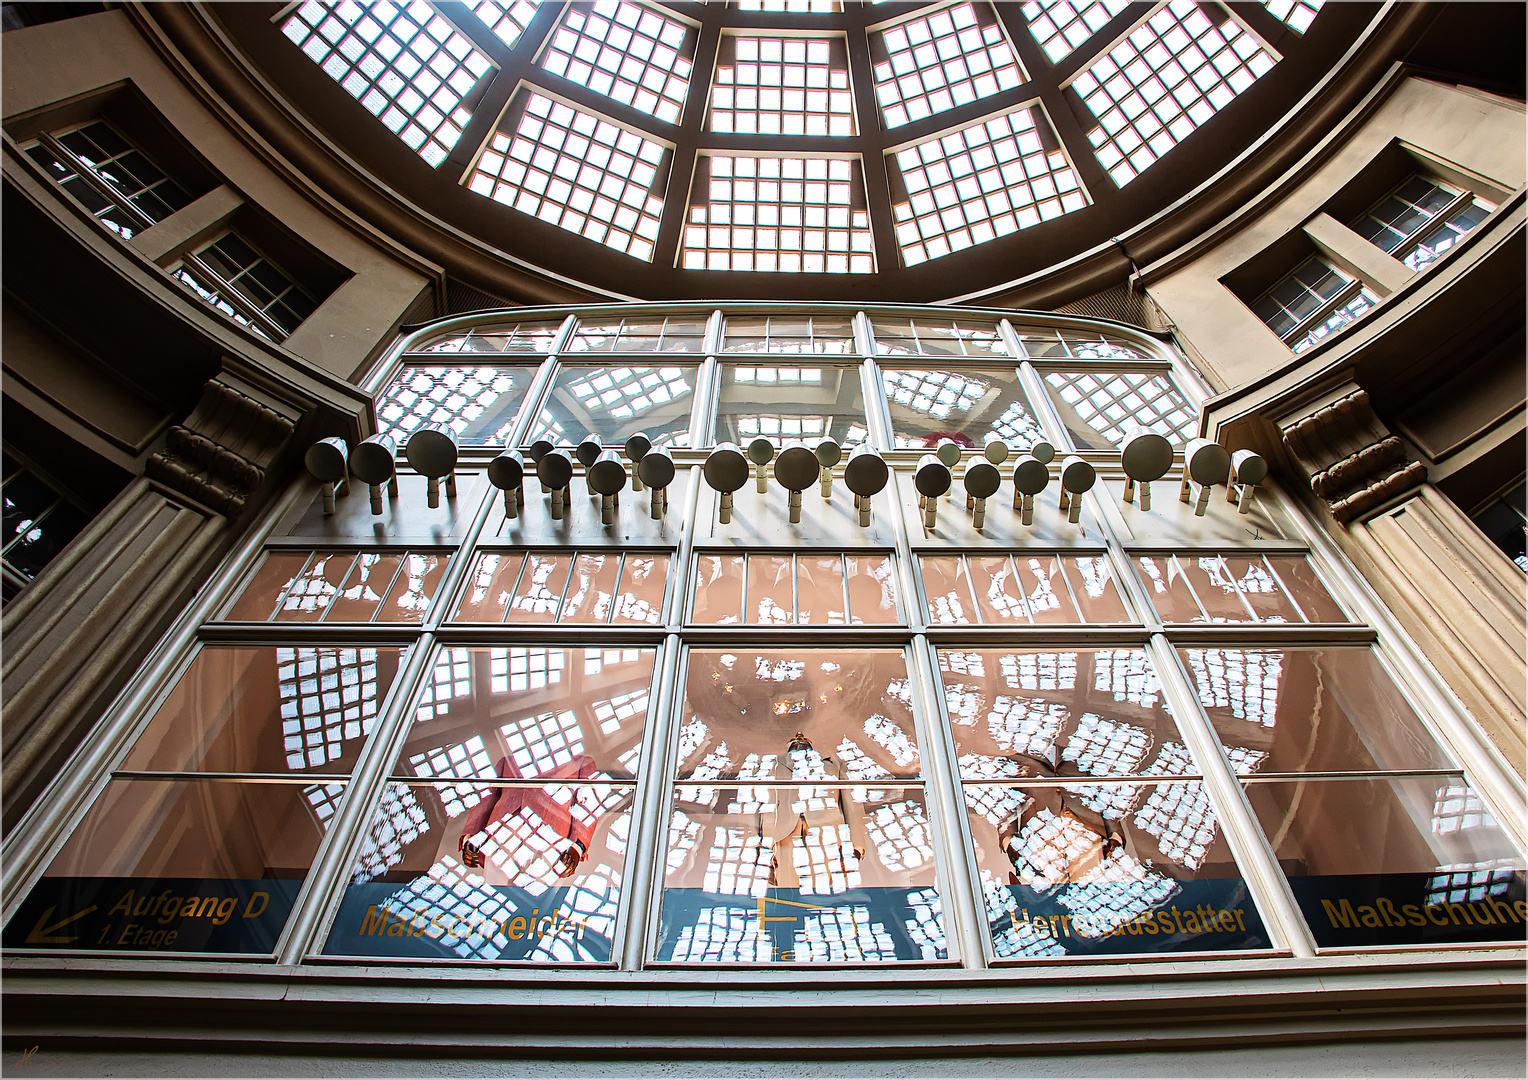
[280,0,495,167]
[539,0,695,125]
[467,92,667,261]
[683,156,874,273]
[1041,369,1196,447]
[463,0,543,49]
[1262,0,1323,34]
[736,0,841,11]
[871,3,1025,129]
[711,36,854,136]
[889,107,1087,267]
[1072,0,1277,186]
[1020,0,1131,64]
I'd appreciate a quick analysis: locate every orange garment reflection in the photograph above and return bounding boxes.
[458,754,599,879]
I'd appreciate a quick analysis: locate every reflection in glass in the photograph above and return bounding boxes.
[1138,555,1343,624]
[884,367,1045,452]
[936,647,1193,779]
[920,555,1129,624]
[375,365,538,446]
[526,364,697,450]
[678,649,919,781]
[658,785,945,962]
[454,552,669,625]
[395,646,656,784]
[120,646,404,775]
[721,315,856,354]
[324,781,632,962]
[565,318,706,353]
[415,322,564,355]
[1243,776,1526,947]
[3,779,336,953]
[871,319,1008,358]
[964,781,1267,957]
[1041,369,1195,448]
[714,364,867,447]
[227,551,445,624]
[1178,647,1458,774]
[693,554,899,626]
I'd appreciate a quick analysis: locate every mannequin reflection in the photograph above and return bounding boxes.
[996,751,1135,886]
[454,754,599,880]
[760,733,869,889]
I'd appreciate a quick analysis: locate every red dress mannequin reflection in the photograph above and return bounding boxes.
[457,754,598,878]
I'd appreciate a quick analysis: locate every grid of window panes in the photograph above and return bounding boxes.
[889,109,1087,267]
[467,93,668,261]
[463,0,542,48]
[24,123,194,239]
[1262,0,1324,34]
[11,305,1523,970]
[1019,0,1131,64]
[187,233,319,337]
[280,0,494,167]
[2,458,89,598]
[711,36,854,136]
[1251,257,1378,354]
[1071,0,1277,186]
[540,0,694,125]
[1039,368,1197,447]
[683,156,874,273]
[736,0,840,10]
[721,315,856,354]
[1350,176,1495,273]
[870,3,1025,129]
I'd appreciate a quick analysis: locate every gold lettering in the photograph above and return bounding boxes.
[243,892,270,919]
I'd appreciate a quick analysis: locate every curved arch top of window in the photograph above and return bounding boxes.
[413,320,568,354]
[280,0,495,167]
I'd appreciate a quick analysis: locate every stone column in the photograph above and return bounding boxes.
[1,369,306,830]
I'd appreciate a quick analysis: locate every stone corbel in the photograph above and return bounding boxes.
[144,373,301,515]
[1279,384,1427,523]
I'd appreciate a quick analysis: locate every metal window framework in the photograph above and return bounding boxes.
[7,304,1521,978]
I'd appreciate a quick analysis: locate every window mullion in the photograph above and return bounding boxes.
[1281,276,1364,345]
[1143,632,1318,957]
[39,134,159,233]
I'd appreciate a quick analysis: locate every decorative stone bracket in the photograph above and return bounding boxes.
[144,376,299,514]
[1278,385,1427,523]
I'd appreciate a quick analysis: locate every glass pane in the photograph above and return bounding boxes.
[936,648,1194,779]
[844,554,898,625]
[225,553,314,621]
[2,469,60,547]
[506,553,573,623]
[272,552,356,622]
[797,555,847,624]
[678,649,920,780]
[120,646,405,775]
[693,554,745,624]
[1266,556,1348,622]
[1040,370,1196,449]
[611,553,669,624]
[920,555,976,624]
[527,365,697,451]
[1178,647,1459,774]
[378,553,448,622]
[1136,555,1204,623]
[1063,556,1131,623]
[1181,556,1254,622]
[4,501,87,576]
[559,553,621,623]
[454,552,527,623]
[395,646,656,782]
[1244,776,1525,947]
[325,553,404,622]
[746,555,795,624]
[1015,555,1081,623]
[884,367,1045,452]
[721,315,856,354]
[715,364,868,447]
[3,779,336,954]
[416,322,564,355]
[967,555,1029,624]
[375,366,538,446]
[1225,555,1302,623]
[965,782,1270,958]
[323,781,632,962]
[871,319,1009,358]
[657,785,946,963]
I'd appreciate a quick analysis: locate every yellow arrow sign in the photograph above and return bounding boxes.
[25,904,97,945]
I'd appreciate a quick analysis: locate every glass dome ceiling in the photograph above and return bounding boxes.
[228,0,1360,302]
